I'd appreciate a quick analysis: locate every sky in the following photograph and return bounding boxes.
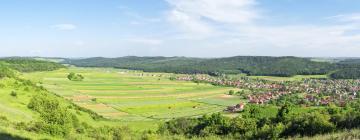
[1,0,360,58]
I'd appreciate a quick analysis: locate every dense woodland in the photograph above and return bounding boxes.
[0,63,15,78]
[0,58,65,72]
[64,56,360,78]
[330,68,360,79]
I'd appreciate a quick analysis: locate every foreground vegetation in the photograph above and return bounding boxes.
[160,102,360,139]
[0,59,147,139]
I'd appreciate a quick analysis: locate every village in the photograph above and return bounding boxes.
[176,75,360,112]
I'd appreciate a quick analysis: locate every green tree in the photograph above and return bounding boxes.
[282,112,335,136]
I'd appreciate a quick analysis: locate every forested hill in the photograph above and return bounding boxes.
[0,58,65,72]
[64,56,336,77]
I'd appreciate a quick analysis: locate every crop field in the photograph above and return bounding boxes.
[23,67,241,125]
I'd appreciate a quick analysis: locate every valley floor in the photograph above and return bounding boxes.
[22,67,240,130]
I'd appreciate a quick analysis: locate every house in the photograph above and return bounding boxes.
[225,103,245,113]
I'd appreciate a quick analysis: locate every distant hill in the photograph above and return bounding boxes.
[63,56,337,77]
[0,57,65,72]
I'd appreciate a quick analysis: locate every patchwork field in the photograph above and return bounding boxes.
[23,67,241,124]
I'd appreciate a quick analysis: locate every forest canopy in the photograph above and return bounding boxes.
[64,56,343,77]
[330,68,360,79]
[0,58,65,72]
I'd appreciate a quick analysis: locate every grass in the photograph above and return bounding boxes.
[0,78,37,123]
[22,67,240,130]
[0,76,105,139]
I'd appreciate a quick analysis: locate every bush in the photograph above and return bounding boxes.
[229,117,257,136]
[282,112,335,137]
[67,72,84,81]
[28,92,76,136]
[228,90,235,95]
[0,63,15,78]
[10,91,17,97]
[158,118,198,135]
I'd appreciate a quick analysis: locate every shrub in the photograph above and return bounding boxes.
[67,72,84,81]
[282,112,335,137]
[228,90,235,95]
[91,98,97,102]
[28,92,77,136]
[0,63,15,78]
[10,91,17,97]
[158,118,198,135]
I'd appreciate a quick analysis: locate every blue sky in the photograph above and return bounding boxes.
[1,0,360,57]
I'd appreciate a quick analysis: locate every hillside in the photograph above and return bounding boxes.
[0,58,65,72]
[64,56,336,77]
[0,59,135,139]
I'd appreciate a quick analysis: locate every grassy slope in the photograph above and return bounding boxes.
[0,78,57,140]
[0,76,123,139]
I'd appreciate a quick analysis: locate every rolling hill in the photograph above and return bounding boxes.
[63,56,336,77]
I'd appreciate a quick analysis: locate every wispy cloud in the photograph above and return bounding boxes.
[163,0,360,57]
[51,24,77,31]
[118,6,161,26]
[168,9,214,35]
[166,0,259,35]
[327,13,360,23]
[125,38,163,45]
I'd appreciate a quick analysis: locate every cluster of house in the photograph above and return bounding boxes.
[299,79,360,106]
[176,75,360,109]
[248,91,290,104]
[176,75,280,90]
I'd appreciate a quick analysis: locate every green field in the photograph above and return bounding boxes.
[23,67,241,129]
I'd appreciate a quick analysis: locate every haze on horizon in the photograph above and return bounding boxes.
[1,0,360,58]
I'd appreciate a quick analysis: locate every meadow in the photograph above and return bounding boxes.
[23,67,240,130]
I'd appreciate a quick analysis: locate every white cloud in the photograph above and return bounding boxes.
[167,0,258,24]
[168,9,213,35]
[51,24,77,31]
[119,6,162,26]
[233,24,360,49]
[166,0,259,35]
[163,0,360,57]
[327,13,360,23]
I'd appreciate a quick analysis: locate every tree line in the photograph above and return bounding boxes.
[64,56,339,77]
[0,58,65,72]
